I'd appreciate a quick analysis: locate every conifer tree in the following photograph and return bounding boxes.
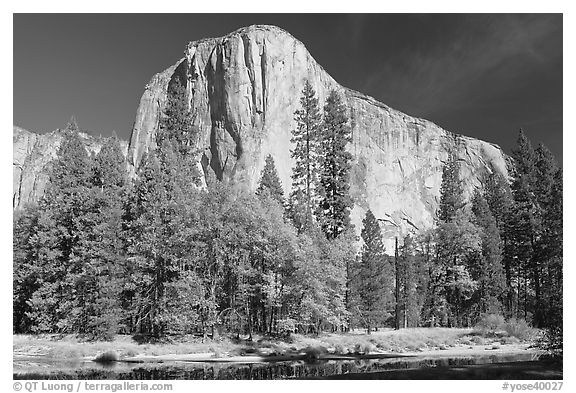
[438,153,463,223]
[288,80,322,232]
[542,168,562,340]
[533,144,561,328]
[483,168,516,317]
[75,137,128,339]
[436,157,479,326]
[395,235,427,328]
[157,78,197,157]
[25,126,93,333]
[471,191,506,317]
[508,129,537,320]
[13,205,43,333]
[356,210,390,333]
[256,154,285,205]
[317,90,353,239]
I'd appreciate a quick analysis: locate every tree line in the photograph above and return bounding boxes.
[13,79,562,343]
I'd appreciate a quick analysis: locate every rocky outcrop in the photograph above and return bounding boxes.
[14,25,511,248]
[12,126,128,209]
[127,25,510,247]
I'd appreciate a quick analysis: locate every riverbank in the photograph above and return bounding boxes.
[14,326,543,367]
[15,327,555,379]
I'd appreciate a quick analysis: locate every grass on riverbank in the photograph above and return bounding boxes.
[14,326,539,361]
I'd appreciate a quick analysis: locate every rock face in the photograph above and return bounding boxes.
[14,25,511,248]
[13,126,127,209]
[127,25,510,247]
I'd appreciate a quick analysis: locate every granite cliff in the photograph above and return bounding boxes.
[12,126,128,209]
[14,25,510,247]
[128,25,510,245]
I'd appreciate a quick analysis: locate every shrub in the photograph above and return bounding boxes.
[474,314,506,334]
[93,350,119,363]
[503,318,536,341]
[537,326,562,357]
[277,319,296,338]
[470,336,486,345]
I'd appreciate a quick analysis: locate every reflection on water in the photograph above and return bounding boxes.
[14,352,547,380]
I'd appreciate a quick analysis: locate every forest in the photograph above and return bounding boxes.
[13,79,562,352]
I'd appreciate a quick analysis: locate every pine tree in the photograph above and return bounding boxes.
[157,78,197,157]
[288,80,322,232]
[509,129,537,320]
[92,136,127,190]
[542,168,562,344]
[533,145,561,329]
[256,154,285,205]
[483,168,516,317]
[125,138,204,337]
[436,210,481,327]
[435,155,479,326]
[75,137,128,339]
[356,210,390,333]
[13,205,43,333]
[395,235,428,328]
[317,90,353,239]
[438,154,464,223]
[471,191,506,318]
[26,127,93,333]
[125,152,173,337]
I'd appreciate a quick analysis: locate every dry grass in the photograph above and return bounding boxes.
[13,334,242,360]
[289,328,472,354]
[14,326,534,360]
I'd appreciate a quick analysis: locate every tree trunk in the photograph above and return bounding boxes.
[394,237,401,330]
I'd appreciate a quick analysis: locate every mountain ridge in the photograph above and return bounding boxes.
[13,24,511,248]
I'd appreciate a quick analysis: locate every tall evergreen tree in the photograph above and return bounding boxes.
[256,154,285,205]
[395,235,428,328]
[533,144,561,328]
[125,135,204,337]
[157,78,197,157]
[25,127,93,333]
[509,129,537,320]
[483,168,516,317]
[436,210,480,327]
[356,210,390,333]
[542,168,562,337]
[74,137,128,339]
[438,153,464,223]
[288,80,322,232]
[471,191,506,318]
[317,90,353,239]
[13,205,43,333]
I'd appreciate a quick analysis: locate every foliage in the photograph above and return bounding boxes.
[256,154,285,205]
[288,80,322,233]
[352,210,391,333]
[316,90,353,239]
[438,154,464,223]
[503,318,537,341]
[157,78,197,157]
[470,191,506,319]
[13,92,561,346]
[474,313,506,334]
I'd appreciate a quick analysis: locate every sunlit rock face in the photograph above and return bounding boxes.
[12,126,128,210]
[14,25,510,248]
[127,25,510,247]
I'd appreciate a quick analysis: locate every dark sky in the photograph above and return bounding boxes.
[13,14,563,162]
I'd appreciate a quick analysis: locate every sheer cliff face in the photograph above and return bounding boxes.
[14,25,510,246]
[13,126,127,209]
[128,25,510,244]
